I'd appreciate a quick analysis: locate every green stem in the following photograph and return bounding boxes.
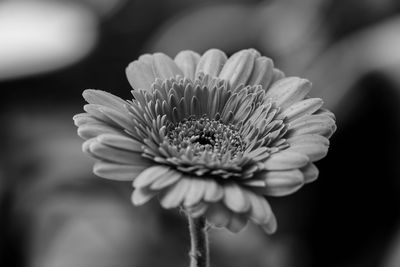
[187,215,209,267]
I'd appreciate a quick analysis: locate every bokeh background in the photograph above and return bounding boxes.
[1,0,400,266]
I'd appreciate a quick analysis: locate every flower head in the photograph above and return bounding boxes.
[73,49,336,233]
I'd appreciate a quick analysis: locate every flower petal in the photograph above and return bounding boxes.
[266,77,311,109]
[88,141,145,165]
[247,193,273,224]
[160,178,192,209]
[288,114,336,138]
[287,134,329,161]
[219,49,257,89]
[93,161,147,181]
[247,56,274,89]
[82,89,128,113]
[133,165,173,188]
[282,98,324,122]
[300,163,319,183]
[150,170,182,190]
[184,179,207,207]
[77,123,125,140]
[223,183,250,213]
[263,150,309,170]
[261,211,277,234]
[152,53,183,80]
[98,106,135,132]
[206,203,232,228]
[97,134,143,152]
[262,169,304,196]
[195,49,227,77]
[126,55,155,91]
[271,69,285,84]
[131,187,157,205]
[203,180,224,202]
[226,215,248,233]
[174,50,200,80]
[73,113,99,127]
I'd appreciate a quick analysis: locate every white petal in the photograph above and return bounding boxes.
[262,169,304,196]
[133,165,173,188]
[300,163,319,183]
[131,187,157,206]
[174,50,200,80]
[186,202,208,218]
[73,113,99,127]
[287,134,329,161]
[261,211,277,234]
[160,178,191,209]
[97,134,143,152]
[247,56,274,89]
[99,106,135,132]
[282,98,324,121]
[150,170,182,190]
[223,183,250,213]
[271,68,285,84]
[266,77,311,109]
[247,193,273,224]
[288,114,336,138]
[226,215,248,233]
[203,180,224,202]
[152,53,183,80]
[93,161,147,181]
[263,150,309,170]
[195,48,227,77]
[89,141,144,165]
[206,203,231,228]
[184,179,207,207]
[219,49,257,89]
[82,89,128,113]
[77,123,125,140]
[126,56,155,91]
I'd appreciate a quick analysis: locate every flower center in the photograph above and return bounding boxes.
[167,116,245,159]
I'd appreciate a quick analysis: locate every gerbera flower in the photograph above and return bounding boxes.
[73,48,336,234]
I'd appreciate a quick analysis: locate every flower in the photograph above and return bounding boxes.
[73,49,336,234]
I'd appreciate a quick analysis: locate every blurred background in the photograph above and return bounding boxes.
[1,0,400,266]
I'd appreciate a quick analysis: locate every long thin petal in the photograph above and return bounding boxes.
[219,49,256,89]
[282,98,324,121]
[174,50,200,80]
[126,56,155,91]
[300,163,319,183]
[77,123,125,140]
[223,183,250,213]
[262,169,304,196]
[89,141,145,165]
[152,53,183,80]
[206,203,232,228]
[247,56,274,89]
[99,106,135,132]
[247,193,273,224]
[195,49,227,77]
[83,90,128,113]
[133,165,173,188]
[263,150,309,170]
[266,77,311,109]
[150,170,182,190]
[184,179,207,207]
[226,215,248,233]
[203,180,224,202]
[261,211,277,234]
[131,187,157,205]
[287,134,329,161]
[93,161,147,181]
[288,114,336,138]
[160,178,191,209]
[97,134,143,152]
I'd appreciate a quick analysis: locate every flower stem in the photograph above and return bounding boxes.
[187,214,209,267]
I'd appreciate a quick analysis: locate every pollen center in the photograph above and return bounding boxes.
[167,116,245,159]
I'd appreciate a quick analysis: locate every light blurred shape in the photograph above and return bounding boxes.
[0,0,98,80]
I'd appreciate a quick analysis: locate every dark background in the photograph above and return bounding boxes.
[1,0,400,266]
